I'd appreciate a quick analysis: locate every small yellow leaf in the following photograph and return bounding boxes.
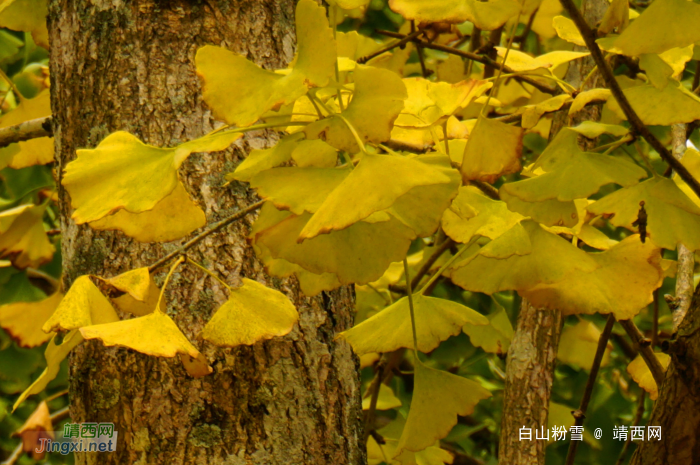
[442,186,525,244]
[0,90,52,169]
[388,0,520,30]
[607,80,700,126]
[568,121,628,138]
[552,16,585,47]
[519,94,572,129]
[627,352,671,400]
[466,302,513,355]
[612,0,700,56]
[196,0,336,127]
[569,89,611,116]
[0,291,62,347]
[99,268,164,316]
[63,130,241,224]
[304,65,407,153]
[13,330,84,411]
[228,133,304,183]
[395,361,491,455]
[639,54,673,90]
[598,0,629,35]
[338,294,487,355]
[15,400,53,460]
[42,275,120,333]
[362,384,402,410]
[88,181,206,243]
[202,278,298,347]
[291,139,338,168]
[557,320,612,370]
[0,203,54,269]
[496,48,589,72]
[461,116,523,183]
[80,311,212,377]
[500,190,579,228]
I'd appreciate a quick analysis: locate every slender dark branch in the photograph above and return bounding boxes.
[652,288,660,347]
[357,29,423,64]
[614,390,646,465]
[493,98,608,125]
[692,61,700,96]
[26,267,61,295]
[363,350,404,441]
[50,406,70,423]
[374,29,557,95]
[389,237,456,293]
[0,116,53,149]
[612,332,638,359]
[618,318,666,386]
[558,0,700,200]
[564,314,615,465]
[470,180,500,200]
[148,200,264,272]
[514,8,539,44]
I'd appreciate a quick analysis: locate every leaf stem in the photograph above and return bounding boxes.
[154,256,184,312]
[148,200,264,272]
[418,238,476,295]
[403,258,420,358]
[0,67,22,103]
[337,114,368,155]
[184,256,231,291]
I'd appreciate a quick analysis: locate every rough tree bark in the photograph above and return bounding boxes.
[630,282,700,464]
[48,1,364,464]
[498,1,608,463]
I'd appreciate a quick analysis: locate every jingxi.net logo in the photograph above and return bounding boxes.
[36,422,117,455]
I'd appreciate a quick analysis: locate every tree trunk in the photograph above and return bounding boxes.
[629,282,700,464]
[48,2,364,464]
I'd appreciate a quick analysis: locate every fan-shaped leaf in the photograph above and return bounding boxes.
[627,352,671,400]
[557,320,612,370]
[461,116,523,183]
[0,291,62,347]
[388,0,520,30]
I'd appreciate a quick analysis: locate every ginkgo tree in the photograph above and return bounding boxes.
[3,0,700,464]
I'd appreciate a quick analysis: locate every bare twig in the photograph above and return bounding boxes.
[357,29,423,64]
[558,0,700,200]
[470,180,501,200]
[374,29,557,95]
[0,116,53,149]
[148,200,264,272]
[618,319,666,386]
[564,314,615,465]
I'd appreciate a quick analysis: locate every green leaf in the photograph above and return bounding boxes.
[338,294,487,355]
[195,0,336,127]
[395,361,491,455]
[202,278,298,347]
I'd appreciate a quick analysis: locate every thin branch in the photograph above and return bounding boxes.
[558,0,700,200]
[374,29,557,95]
[26,267,60,295]
[0,116,53,149]
[614,391,646,465]
[564,314,615,465]
[470,180,501,200]
[514,8,539,45]
[389,237,456,294]
[618,319,666,386]
[357,29,423,64]
[148,200,264,272]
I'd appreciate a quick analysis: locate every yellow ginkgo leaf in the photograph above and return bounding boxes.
[639,54,673,90]
[291,139,338,168]
[228,133,304,183]
[395,361,491,456]
[251,166,350,215]
[0,291,62,348]
[362,384,402,411]
[496,48,589,72]
[607,80,700,126]
[80,311,212,378]
[553,16,585,47]
[368,437,454,465]
[42,275,120,333]
[16,400,53,460]
[465,302,513,355]
[299,154,453,240]
[196,0,336,127]
[569,89,611,116]
[338,294,487,355]
[0,0,48,49]
[519,94,572,129]
[568,121,629,139]
[627,352,671,400]
[13,330,84,411]
[253,203,415,284]
[0,203,54,269]
[388,0,520,30]
[500,152,645,202]
[0,90,52,169]
[673,147,700,206]
[588,176,700,250]
[202,278,298,347]
[88,181,206,243]
[598,0,629,35]
[98,267,164,316]
[500,190,579,227]
[557,320,612,370]
[304,65,407,153]
[63,130,242,224]
[659,45,694,79]
[612,0,700,56]
[396,78,492,128]
[442,186,525,244]
[461,116,523,183]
